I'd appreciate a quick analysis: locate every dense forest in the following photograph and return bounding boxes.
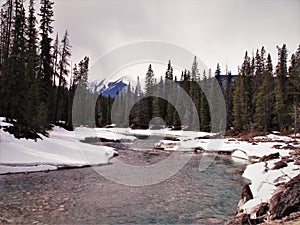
[0,0,299,137]
[97,46,300,135]
[0,0,89,134]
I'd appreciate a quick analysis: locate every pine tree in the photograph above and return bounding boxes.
[215,63,222,90]
[72,57,90,126]
[130,76,145,128]
[233,51,252,132]
[144,64,155,124]
[157,76,166,118]
[288,45,300,135]
[52,33,59,86]
[191,56,200,81]
[225,71,233,129]
[254,54,275,131]
[190,57,201,130]
[54,30,71,122]
[7,0,28,123]
[124,81,132,126]
[252,47,265,120]
[200,70,210,131]
[26,0,40,128]
[275,44,291,132]
[38,0,54,121]
[165,60,173,80]
[164,60,175,125]
[0,0,14,117]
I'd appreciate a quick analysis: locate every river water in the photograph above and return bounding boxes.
[0,138,248,224]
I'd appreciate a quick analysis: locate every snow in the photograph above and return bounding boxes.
[0,165,57,174]
[74,127,136,141]
[231,150,248,160]
[0,117,13,127]
[242,159,300,214]
[0,123,119,174]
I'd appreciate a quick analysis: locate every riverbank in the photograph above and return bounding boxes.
[226,137,300,224]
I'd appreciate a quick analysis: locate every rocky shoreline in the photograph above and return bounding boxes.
[227,144,300,224]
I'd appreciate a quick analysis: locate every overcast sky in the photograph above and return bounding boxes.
[52,0,300,76]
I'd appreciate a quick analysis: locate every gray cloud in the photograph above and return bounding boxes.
[52,0,300,74]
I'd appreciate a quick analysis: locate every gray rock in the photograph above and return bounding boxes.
[270,174,300,220]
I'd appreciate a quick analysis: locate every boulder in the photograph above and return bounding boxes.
[271,160,288,170]
[225,213,250,225]
[237,184,253,213]
[259,152,280,162]
[269,174,300,220]
[250,202,269,223]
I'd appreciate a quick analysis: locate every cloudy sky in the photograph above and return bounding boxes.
[52,0,299,77]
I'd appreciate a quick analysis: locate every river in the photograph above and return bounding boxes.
[0,142,248,225]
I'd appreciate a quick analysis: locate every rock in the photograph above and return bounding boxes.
[248,155,260,163]
[250,202,269,223]
[272,145,282,149]
[225,213,250,225]
[164,136,180,141]
[259,152,280,162]
[281,156,294,163]
[269,174,300,220]
[282,145,298,150]
[194,147,204,153]
[237,184,253,213]
[241,184,253,202]
[271,160,288,170]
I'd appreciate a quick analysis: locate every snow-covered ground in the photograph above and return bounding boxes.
[0,119,122,174]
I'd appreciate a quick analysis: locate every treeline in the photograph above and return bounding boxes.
[97,45,300,135]
[0,1,299,136]
[0,0,89,133]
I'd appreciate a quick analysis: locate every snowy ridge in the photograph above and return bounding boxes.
[88,76,130,97]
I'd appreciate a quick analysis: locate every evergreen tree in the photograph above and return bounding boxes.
[252,47,265,120]
[26,0,40,128]
[288,45,300,135]
[0,0,14,117]
[200,70,210,131]
[215,63,222,90]
[190,57,201,129]
[165,60,173,80]
[191,56,200,81]
[52,33,59,86]
[7,0,28,123]
[144,64,155,123]
[225,70,233,129]
[72,57,90,126]
[165,66,175,125]
[275,44,290,131]
[130,76,145,128]
[38,0,54,121]
[157,76,166,118]
[255,54,275,131]
[233,51,252,132]
[54,30,71,122]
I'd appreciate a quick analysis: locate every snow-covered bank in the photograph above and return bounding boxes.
[225,135,300,223]
[0,119,120,174]
[142,128,299,220]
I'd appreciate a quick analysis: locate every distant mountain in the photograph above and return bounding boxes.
[88,77,129,98]
[88,75,237,98]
